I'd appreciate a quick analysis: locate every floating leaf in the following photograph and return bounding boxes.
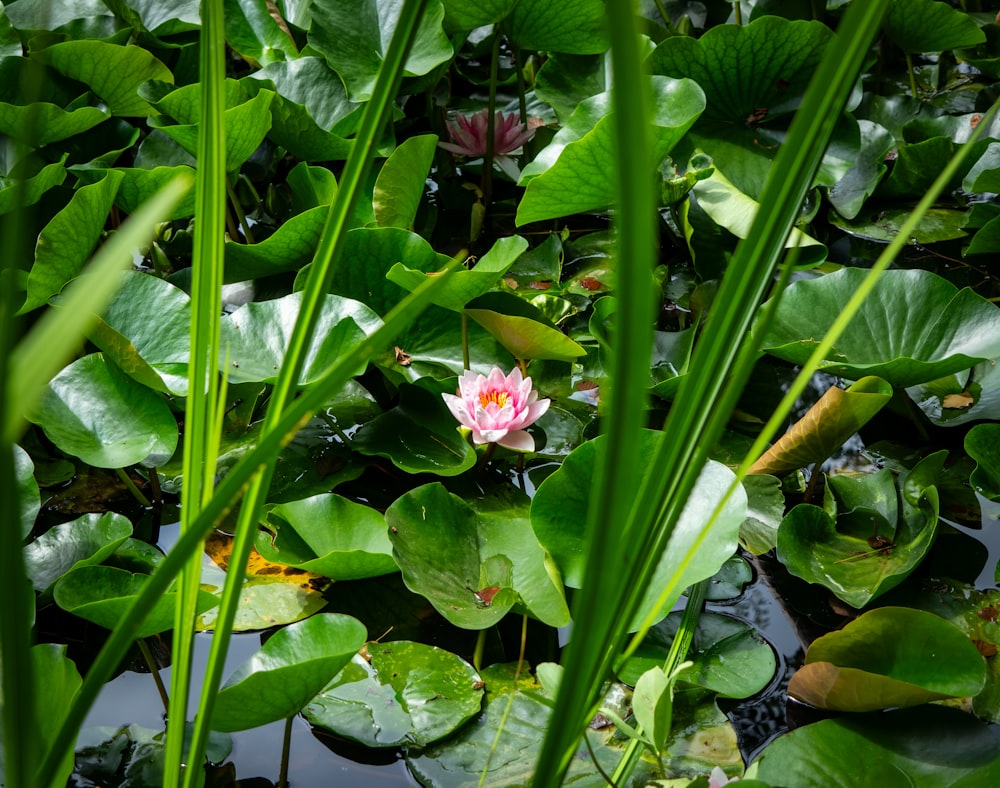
[34,41,173,116]
[517,76,704,224]
[620,611,776,701]
[27,354,178,469]
[224,206,326,282]
[54,566,217,639]
[222,291,382,386]
[87,272,193,395]
[304,641,483,747]
[740,474,784,556]
[352,384,476,476]
[257,493,397,581]
[754,705,1000,786]
[197,532,330,632]
[761,269,1000,388]
[0,156,67,215]
[883,0,985,54]
[749,377,892,475]
[531,430,746,628]
[776,453,945,609]
[967,423,1000,501]
[23,512,132,594]
[14,444,40,540]
[788,607,985,712]
[212,614,366,731]
[465,307,585,362]
[387,235,528,311]
[21,170,123,314]
[308,0,453,101]
[386,482,570,629]
[374,134,437,229]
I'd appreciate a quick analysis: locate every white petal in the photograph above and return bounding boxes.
[498,430,534,452]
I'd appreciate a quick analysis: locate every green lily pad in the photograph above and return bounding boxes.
[27,353,178,469]
[374,134,438,230]
[224,205,326,282]
[212,613,367,732]
[33,40,173,116]
[827,120,894,220]
[223,0,296,66]
[0,156,67,215]
[15,444,40,540]
[776,453,945,609]
[352,383,476,476]
[146,80,274,172]
[740,474,785,556]
[439,0,514,30]
[830,205,969,245]
[23,512,132,594]
[754,705,1000,787]
[691,168,827,267]
[408,662,737,785]
[385,482,570,629]
[53,565,218,639]
[387,235,528,312]
[21,169,123,314]
[506,0,608,54]
[222,291,382,386]
[788,607,985,712]
[619,611,776,700]
[966,423,1000,501]
[516,76,705,224]
[649,16,839,196]
[303,641,483,747]
[749,377,892,476]
[761,269,1000,388]
[308,0,453,101]
[111,166,197,220]
[906,357,1000,428]
[465,307,586,362]
[256,493,398,581]
[883,0,985,54]
[0,99,108,146]
[87,272,193,396]
[531,430,746,628]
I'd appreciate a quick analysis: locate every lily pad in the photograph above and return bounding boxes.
[516,76,705,224]
[619,611,776,700]
[15,444,40,540]
[883,0,986,54]
[196,532,330,632]
[256,493,398,581]
[374,134,438,230]
[776,453,945,609]
[23,512,132,594]
[53,565,218,639]
[212,613,367,731]
[87,272,193,395]
[788,607,985,712]
[222,291,383,386]
[531,430,746,629]
[385,482,570,629]
[308,0,453,101]
[740,474,785,556]
[387,235,528,312]
[967,423,1000,500]
[27,353,178,469]
[352,383,477,476]
[760,269,1000,388]
[224,205,326,282]
[754,705,1000,787]
[21,170,123,314]
[303,641,483,747]
[749,377,892,476]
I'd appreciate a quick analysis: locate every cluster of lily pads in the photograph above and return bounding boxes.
[7,0,1000,786]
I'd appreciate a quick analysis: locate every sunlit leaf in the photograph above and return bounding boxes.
[24,512,132,594]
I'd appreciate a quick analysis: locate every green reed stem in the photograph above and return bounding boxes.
[167,0,228,783]
[182,4,430,781]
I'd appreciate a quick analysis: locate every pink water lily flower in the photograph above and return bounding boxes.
[442,367,550,452]
[439,109,544,179]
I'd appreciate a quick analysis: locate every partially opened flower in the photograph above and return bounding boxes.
[442,367,550,452]
[439,109,544,179]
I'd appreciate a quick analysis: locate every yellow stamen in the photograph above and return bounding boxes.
[479,390,509,409]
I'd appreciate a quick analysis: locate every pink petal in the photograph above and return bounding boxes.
[498,430,535,452]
